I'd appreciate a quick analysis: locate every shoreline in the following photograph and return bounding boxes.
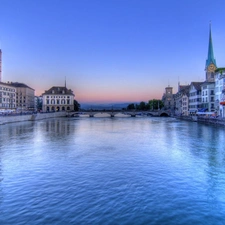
[0,112,66,125]
[174,115,225,127]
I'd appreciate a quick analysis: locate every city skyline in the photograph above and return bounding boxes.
[1,0,225,103]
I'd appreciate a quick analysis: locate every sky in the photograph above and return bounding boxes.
[1,0,225,104]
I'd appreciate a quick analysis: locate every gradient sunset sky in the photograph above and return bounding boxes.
[1,0,225,103]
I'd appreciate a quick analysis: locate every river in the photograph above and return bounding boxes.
[0,116,225,225]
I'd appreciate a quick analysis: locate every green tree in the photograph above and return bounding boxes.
[148,99,164,110]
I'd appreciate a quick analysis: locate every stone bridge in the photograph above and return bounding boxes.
[66,110,171,118]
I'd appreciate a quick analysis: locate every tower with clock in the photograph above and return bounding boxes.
[205,24,217,82]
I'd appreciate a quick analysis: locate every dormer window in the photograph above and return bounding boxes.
[52,90,54,94]
[62,90,65,94]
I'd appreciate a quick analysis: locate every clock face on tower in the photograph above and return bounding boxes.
[208,64,215,72]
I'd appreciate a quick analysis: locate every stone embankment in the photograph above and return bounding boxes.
[0,112,66,125]
[174,115,225,127]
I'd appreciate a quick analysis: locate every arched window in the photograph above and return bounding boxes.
[67,106,70,111]
[61,99,65,104]
[51,99,55,104]
[62,106,65,111]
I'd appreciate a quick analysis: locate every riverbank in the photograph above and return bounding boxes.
[174,115,225,127]
[0,112,66,125]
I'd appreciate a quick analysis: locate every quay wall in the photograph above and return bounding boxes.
[197,117,225,127]
[0,112,66,125]
[174,115,225,127]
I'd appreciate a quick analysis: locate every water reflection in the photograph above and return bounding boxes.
[0,117,225,224]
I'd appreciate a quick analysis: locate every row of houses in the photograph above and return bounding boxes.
[0,80,75,112]
[162,26,225,118]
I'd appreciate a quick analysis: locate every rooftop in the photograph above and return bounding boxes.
[43,86,74,96]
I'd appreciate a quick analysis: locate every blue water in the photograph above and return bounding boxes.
[0,117,225,225]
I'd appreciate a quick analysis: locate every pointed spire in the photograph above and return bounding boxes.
[65,76,67,88]
[205,22,217,68]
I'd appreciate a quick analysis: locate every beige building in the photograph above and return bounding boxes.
[0,82,16,110]
[42,86,75,112]
[174,85,190,116]
[9,82,35,111]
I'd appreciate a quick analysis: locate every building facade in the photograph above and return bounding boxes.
[188,82,203,114]
[42,86,75,112]
[174,85,190,116]
[0,82,16,111]
[9,82,35,111]
[200,82,215,112]
[215,68,225,117]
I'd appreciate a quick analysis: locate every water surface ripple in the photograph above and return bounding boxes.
[0,117,225,224]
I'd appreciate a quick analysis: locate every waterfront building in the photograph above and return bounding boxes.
[0,49,2,82]
[42,86,75,112]
[200,82,215,112]
[9,82,35,111]
[215,68,225,117]
[0,81,16,111]
[174,84,190,116]
[162,86,175,111]
[188,82,203,114]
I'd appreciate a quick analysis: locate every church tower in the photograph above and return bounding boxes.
[205,23,217,82]
[0,49,2,82]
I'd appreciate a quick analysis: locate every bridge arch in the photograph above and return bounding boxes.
[159,112,169,117]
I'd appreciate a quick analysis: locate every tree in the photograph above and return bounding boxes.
[148,99,164,110]
[74,100,80,111]
[139,101,146,110]
[127,103,135,110]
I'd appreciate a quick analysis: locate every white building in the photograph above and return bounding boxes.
[42,86,75,112]
[0,82,16,111]
[200,82,215,112]
[215,68,225,117]
[189,82,203,114]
